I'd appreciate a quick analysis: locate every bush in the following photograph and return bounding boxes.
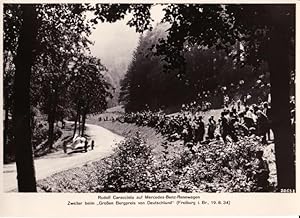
[32,121,48,147]
[99,132,159,192]
[32,121,62,147]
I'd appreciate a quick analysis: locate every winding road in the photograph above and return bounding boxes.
[3,123,124,192]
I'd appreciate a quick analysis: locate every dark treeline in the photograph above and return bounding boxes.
[119,23,271,113]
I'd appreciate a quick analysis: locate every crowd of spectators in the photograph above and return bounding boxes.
[115,100,276,146]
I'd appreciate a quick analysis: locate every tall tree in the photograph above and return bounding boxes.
[68,55,112,135]
[3,5,22,162]
[12,4,38,192]
[265,6,295,190]
[3,52,15,161]
[33,4,92,148]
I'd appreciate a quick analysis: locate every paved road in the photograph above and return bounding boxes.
[3,123,124,192]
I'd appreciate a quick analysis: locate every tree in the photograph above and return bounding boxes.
[120,25,187,112]
[33,4,93,148]
[12,4,38,192]
[67,55,111,135]
[3,51,15,162]
[3,5,23,162]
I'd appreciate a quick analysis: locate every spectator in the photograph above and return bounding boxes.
[208,116,216,139]
[244,106,257,128]
[195,116,205,143]
[254,106,269,144]
[84,139,88,152]
[263,102,272,141]
[220,111,230,143]
[253,150,270,192]
[237,112,249,136]
[182,124,193,145]
[91,140,95,150]
[237,100,241,112]
[63,141,67,153]
[221,111,238,143]
[224,95,230,108]
[228,112,238,142]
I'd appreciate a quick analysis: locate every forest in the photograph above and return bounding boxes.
[119,23,272,112]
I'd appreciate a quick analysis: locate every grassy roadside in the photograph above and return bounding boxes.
[87,114,183,160]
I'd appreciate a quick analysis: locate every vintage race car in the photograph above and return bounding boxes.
[67,135,89,152]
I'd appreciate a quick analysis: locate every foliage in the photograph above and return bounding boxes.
[3,52,15,111]
[68,55,112,115]
[153,4,294,69]
[100,133,158,192]
[31,4,94,118]
[3,4,22,56]
[31,121,62,149]
[92,4,153,33]
[3,4,112,149]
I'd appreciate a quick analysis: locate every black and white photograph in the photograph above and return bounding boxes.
[2,3,296,194]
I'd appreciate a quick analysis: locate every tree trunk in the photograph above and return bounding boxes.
[78,114,81,135]
[4,107,9,151]
[81,109,87,136]
[4,106,10,163]
[47,89,53,149]
[12,5,38,192]
[73,115,78,138]
[267,24,295,190]
[47,89,58,149]
[73,105,80,138]
[48,107,55,149]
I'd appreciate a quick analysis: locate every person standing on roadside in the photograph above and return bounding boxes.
[195,116,205,143]
[221,111,237,143]
[91,140,95,150]
[263,102,272,141]
[208,116,216,139]
[84,139,88,152]
[63,141,67,153]
[253,150,270,192]
[254,106,269,144]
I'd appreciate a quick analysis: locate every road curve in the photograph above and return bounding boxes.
[3,123,124,192]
